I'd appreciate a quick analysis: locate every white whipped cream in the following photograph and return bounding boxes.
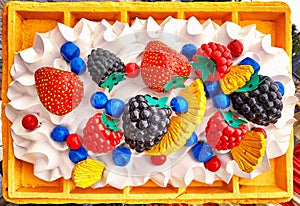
[5,17,297,189]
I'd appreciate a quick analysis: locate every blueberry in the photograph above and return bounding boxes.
[181,43,197,61]
[112,147,131,166]
[90,92,108,109]
[204,81,220,98]
[51,125,69,142]
[274,81,285,96]
[212,93,230,109]
[105,98,125,118]
[185,132,198,147]
[70,57,86,75]
[239,57,260,73]
[60,41,80,62]
[68,146,88,163]
[170,96,189,114]
[192,142,213,162]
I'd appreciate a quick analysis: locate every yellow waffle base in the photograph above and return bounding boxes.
[1,1,293,204]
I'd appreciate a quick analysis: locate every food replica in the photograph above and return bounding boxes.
[1,1,297,204]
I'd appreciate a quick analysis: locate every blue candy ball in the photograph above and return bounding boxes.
[69,146,88,163]
[212,93,230,109]
[51,125,69,142]
[60,41,80,62]
[181,44,197,61]
[204,81,220,98]
[70,57,86,75]
[112,147,131,166]
[170,96,189,114]
[90,92,108,109]
[192,142,213,163]
[105,98,125,118]
[274,81,285,96]
[185,132,198,147]
[239,57,260,73]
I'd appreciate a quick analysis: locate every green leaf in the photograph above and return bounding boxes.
[101,111,120,132]
[191,55,216,82]
[100,72,126,92]
[145,95,171,109]
[163,76,188,92]
[236,72,267,92]
[221,110,247,128]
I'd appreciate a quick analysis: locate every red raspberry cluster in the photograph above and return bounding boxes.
[83,113,123,154]
[205,111,247,151]
[201,42,233,78]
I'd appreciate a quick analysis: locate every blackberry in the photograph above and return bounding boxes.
[87,48,125,86]
[122,95,172,153]
[231,75,283,126]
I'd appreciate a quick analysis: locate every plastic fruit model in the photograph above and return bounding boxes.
[122,94,172,153]
[82,112,123,154]
[205,110,247,151]
[34,67,84,116]
[140,40,191,92]
[231,74,283,126]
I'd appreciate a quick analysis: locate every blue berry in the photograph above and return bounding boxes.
[204,81,220,98]
[185,132,198,147]
[90,92,108,109]
[181,44,197,61]
[60,41,80,62]
[170,96,189,114]
[212,93,230,109]
[71,57,86,75]
[239,57,260,73]
[51,125,69,142]
[192,142,213,162]
[274,81,285,96]
[105,98,125,118]
[112,147,131,166]
[68,146,88,163]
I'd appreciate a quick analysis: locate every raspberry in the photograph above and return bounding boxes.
[205,111,247,151]
[231,75,283,126]
[227,39,244,57]
[82,113,123,154]
[122,94,172,153]
[200,42,233,78]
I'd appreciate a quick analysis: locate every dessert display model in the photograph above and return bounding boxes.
[1,1,296,204]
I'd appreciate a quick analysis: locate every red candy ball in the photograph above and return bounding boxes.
[22,114,39,130]
[150,155,167,166]
[252,127,267,138]
[66,133,82,150]
[125,62,140,78]
[205,156,221,172]
[227,39,243,57]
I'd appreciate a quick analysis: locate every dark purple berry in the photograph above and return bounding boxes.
[87,48,125,86]
[122,94,171,153]
[230,75,283,126]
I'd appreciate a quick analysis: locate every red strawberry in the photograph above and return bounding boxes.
[205,110,247,151]
[140,40,191,92]
[82,112,123,154]
[35,67,84,116]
